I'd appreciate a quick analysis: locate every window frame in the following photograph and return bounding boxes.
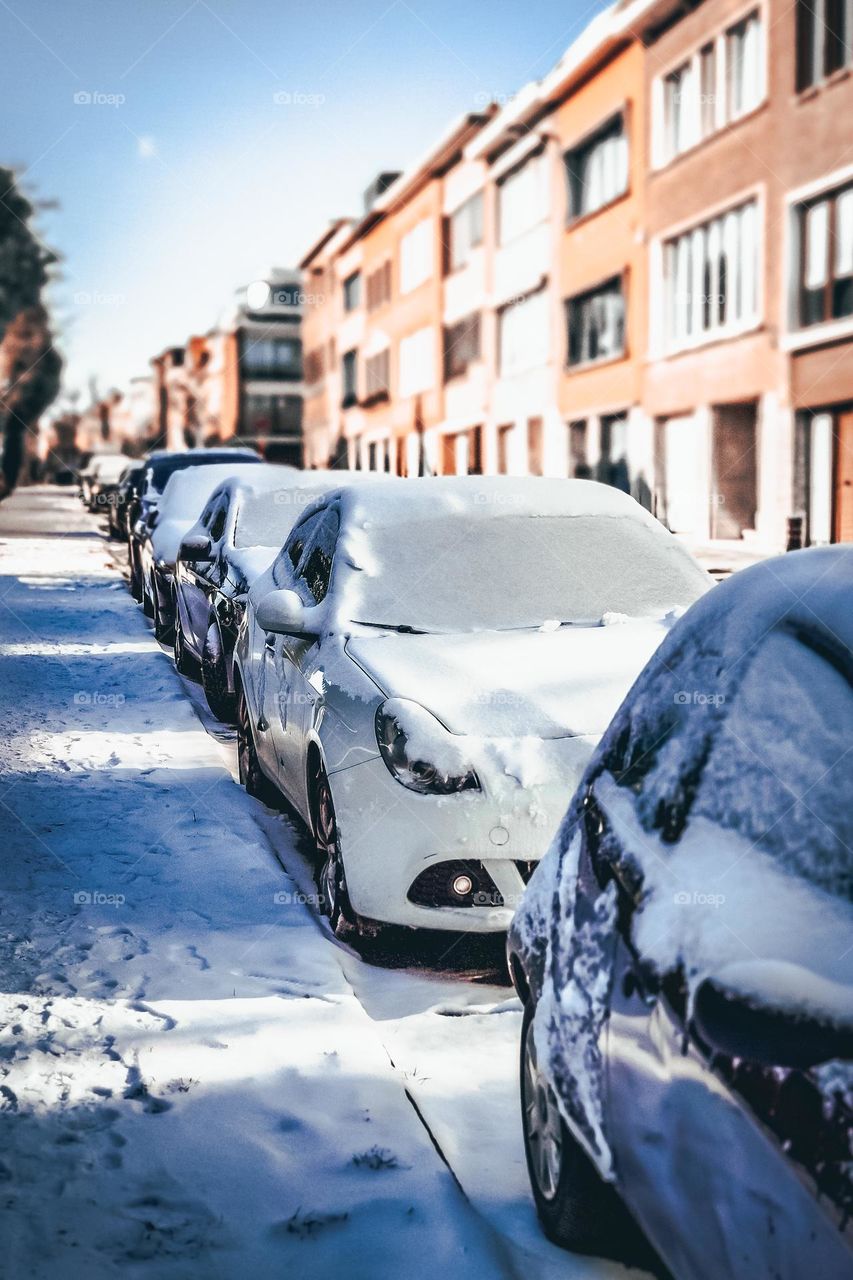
[343,271,362,313]
[794,181,853,329]
[565,273,628,370]
[563,109,630,225]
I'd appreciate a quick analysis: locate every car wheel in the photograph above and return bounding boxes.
[153,583,175,645]
[129,550,143,602]
[201,619,236,723]
[520,1003,638,1258]
[312,762,357,940]
[173,606,197,677]
[237,686,274,802]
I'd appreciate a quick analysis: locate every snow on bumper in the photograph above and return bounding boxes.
[329,736,597,931]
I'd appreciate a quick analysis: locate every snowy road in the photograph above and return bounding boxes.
[0,487,632,1280]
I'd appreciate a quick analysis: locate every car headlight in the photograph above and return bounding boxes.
[375,698,479,795]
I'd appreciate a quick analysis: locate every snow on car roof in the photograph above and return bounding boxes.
[157,462,267,522]
[330,476,663,531]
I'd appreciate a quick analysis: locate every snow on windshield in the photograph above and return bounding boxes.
[342,514,708,632]
[235,489,318,549]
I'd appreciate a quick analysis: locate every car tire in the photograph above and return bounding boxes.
[520,1003,642,1259]
[201,619,236,723]
[129,551,143,602]
[311,760,359,941]
[153,583,175,645]
[173,606,197,678]
[237,686,276,804]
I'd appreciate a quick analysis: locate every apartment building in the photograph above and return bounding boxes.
[296,0,851,556]
[776,0,853,545]
[301,219,353,468]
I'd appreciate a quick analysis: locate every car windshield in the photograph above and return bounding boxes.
[346,514,708,632]
[234,489,317,549]
[147,452,260,495]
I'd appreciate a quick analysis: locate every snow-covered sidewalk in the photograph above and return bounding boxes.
[0,489,626,1280]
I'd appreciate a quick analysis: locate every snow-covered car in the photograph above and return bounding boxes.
[139,460,281,642]
[234,477,709,936]
[107,460,146,540]
[174,468,392,722]
[507,545,853,1278]
[79,453,129,510]
[128,447,261,602]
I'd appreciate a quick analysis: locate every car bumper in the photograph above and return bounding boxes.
[328,739,596,931]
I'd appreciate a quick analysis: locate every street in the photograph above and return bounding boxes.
[0,487,631,1280]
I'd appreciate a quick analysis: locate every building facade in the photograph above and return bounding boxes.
[296,0,852,558]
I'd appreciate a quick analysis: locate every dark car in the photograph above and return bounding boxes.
[507,546,853,1279]
[128,447,261,603]
[174,469,353,720]
[107,461,146,541]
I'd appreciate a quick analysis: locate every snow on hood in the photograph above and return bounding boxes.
[150,463,262,565]
[347,618,673,740]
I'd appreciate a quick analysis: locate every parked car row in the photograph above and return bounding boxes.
[90,447,853,1280]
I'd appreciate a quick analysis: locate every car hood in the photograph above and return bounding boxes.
[346,617,674,738]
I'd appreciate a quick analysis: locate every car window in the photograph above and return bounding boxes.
[690,622,853,901]
[272,511,323,589]
[209,500,228,543]
[298,508,339,604]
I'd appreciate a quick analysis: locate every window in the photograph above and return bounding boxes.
[400,219,433,294]
[726,13,763,120]
[242,393,302,436]
[341,349,358,408]
[366,261,392,311]
[278,510,323,584]
[447,193,484,271]
[598,414,630,492]
[797,0,852,89]
[240,336,302,379]
[662,199,759,350]
[657,13,764,165]
[398,327,434,397]
[564,115,628,220]
[796,182,853,327]
[367,440,389,472]
[304,347,325,386]
[209,502,227,543]
[566,277,625,367]
[443,312,481,381]
[498,152,546,244]
[499,288,549,376]
[497,424,513,474]
[299,509,339,604]
[343,271,362,312]
[527,418,543,476]
[568,420,590,477]
[365,348,390,402]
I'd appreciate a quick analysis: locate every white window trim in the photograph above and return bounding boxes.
[782,160,853,344]
[651,0,768,171]
[649,183,765,359]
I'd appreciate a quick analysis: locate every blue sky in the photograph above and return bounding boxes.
[0,0,608,403]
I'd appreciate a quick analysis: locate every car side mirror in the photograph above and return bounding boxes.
[180,533,212,561]
[255,588,321,638]
[693,964,853,1069]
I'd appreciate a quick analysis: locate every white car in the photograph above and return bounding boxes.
[234,477,710,936]
[140,461,283,642]
[174,468,393,721]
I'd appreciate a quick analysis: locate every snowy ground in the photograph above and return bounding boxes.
[0,487,638,1280]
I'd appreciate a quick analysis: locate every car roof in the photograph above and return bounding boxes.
[673,545,853,655]
[314,476,662,531]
